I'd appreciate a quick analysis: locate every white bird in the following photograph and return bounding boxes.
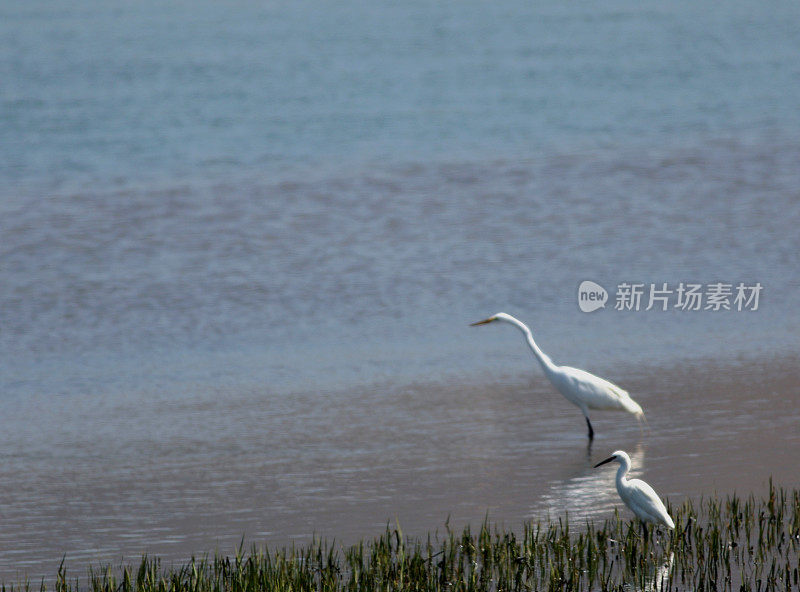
[470,312,643,439]
[594,450,675,534]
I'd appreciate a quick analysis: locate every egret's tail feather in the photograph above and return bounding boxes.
[621,395,644,418]
[608,384,644,417]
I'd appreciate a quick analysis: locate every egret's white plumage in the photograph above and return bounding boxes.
[470,312,643,438]
[594,450,675,530]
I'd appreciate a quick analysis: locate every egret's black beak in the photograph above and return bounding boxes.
[470,317,495,326]
[594,456,616,468]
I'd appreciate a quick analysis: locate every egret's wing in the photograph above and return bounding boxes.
[626,479,674,528]
[558,366,643,414]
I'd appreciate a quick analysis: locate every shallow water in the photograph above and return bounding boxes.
[0,356,797,581]
[2,0,800,582]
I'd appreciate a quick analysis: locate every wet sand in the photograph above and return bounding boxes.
[0,353,796,582]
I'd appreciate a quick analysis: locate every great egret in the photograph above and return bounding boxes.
[594,450,675,535]
[470,312,643,438]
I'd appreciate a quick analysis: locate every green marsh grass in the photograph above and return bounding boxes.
[8,482,800,592]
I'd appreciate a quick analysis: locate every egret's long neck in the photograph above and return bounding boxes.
[503,316,557,374]
[615,457,631,488]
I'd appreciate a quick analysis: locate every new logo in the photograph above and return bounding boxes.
[578,280,608,312]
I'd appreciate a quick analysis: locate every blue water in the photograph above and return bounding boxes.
[3,0,800,396]
[4,0,800,194]
[1,0,800,580]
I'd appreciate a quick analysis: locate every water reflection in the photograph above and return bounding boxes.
[627,552,673,592]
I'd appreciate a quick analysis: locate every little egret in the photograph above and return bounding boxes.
[594,450,674,534]
[470,313,643,438]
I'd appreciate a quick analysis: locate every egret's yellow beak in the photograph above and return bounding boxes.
[470,317,495,326]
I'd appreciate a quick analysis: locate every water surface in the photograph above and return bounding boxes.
[1,0,800,581]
